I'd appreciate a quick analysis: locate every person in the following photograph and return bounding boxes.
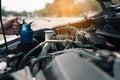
[0,17,20,35]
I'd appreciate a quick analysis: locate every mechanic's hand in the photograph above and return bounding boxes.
[0,17,20,35]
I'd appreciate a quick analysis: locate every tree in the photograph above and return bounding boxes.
[37,3,54,17]
[35,0,102,17]
[2,7,32,17]
[53,0,78,17]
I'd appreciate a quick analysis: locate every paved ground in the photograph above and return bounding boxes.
[0,17,83,44]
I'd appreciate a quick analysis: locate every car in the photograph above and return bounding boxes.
[0,0,120,80]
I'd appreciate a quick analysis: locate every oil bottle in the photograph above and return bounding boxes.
[17,19,39,54]
[20,19,33,44]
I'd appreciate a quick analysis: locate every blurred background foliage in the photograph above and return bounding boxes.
[2,0,110,17]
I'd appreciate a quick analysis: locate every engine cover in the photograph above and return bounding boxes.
[36,52,113,80]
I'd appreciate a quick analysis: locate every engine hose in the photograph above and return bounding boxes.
[30,55,51,76]
[18,43,42,70]
[18,40,68,70]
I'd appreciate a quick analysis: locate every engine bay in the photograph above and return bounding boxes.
[0,20,119,80]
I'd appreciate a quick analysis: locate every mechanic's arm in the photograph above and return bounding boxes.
[0,17,20,35]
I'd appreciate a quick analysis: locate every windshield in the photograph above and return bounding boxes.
[0,0,105,44]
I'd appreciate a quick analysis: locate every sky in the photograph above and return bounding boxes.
[2,0,53,12]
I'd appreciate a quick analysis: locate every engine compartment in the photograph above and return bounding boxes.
[0,21,119,80]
